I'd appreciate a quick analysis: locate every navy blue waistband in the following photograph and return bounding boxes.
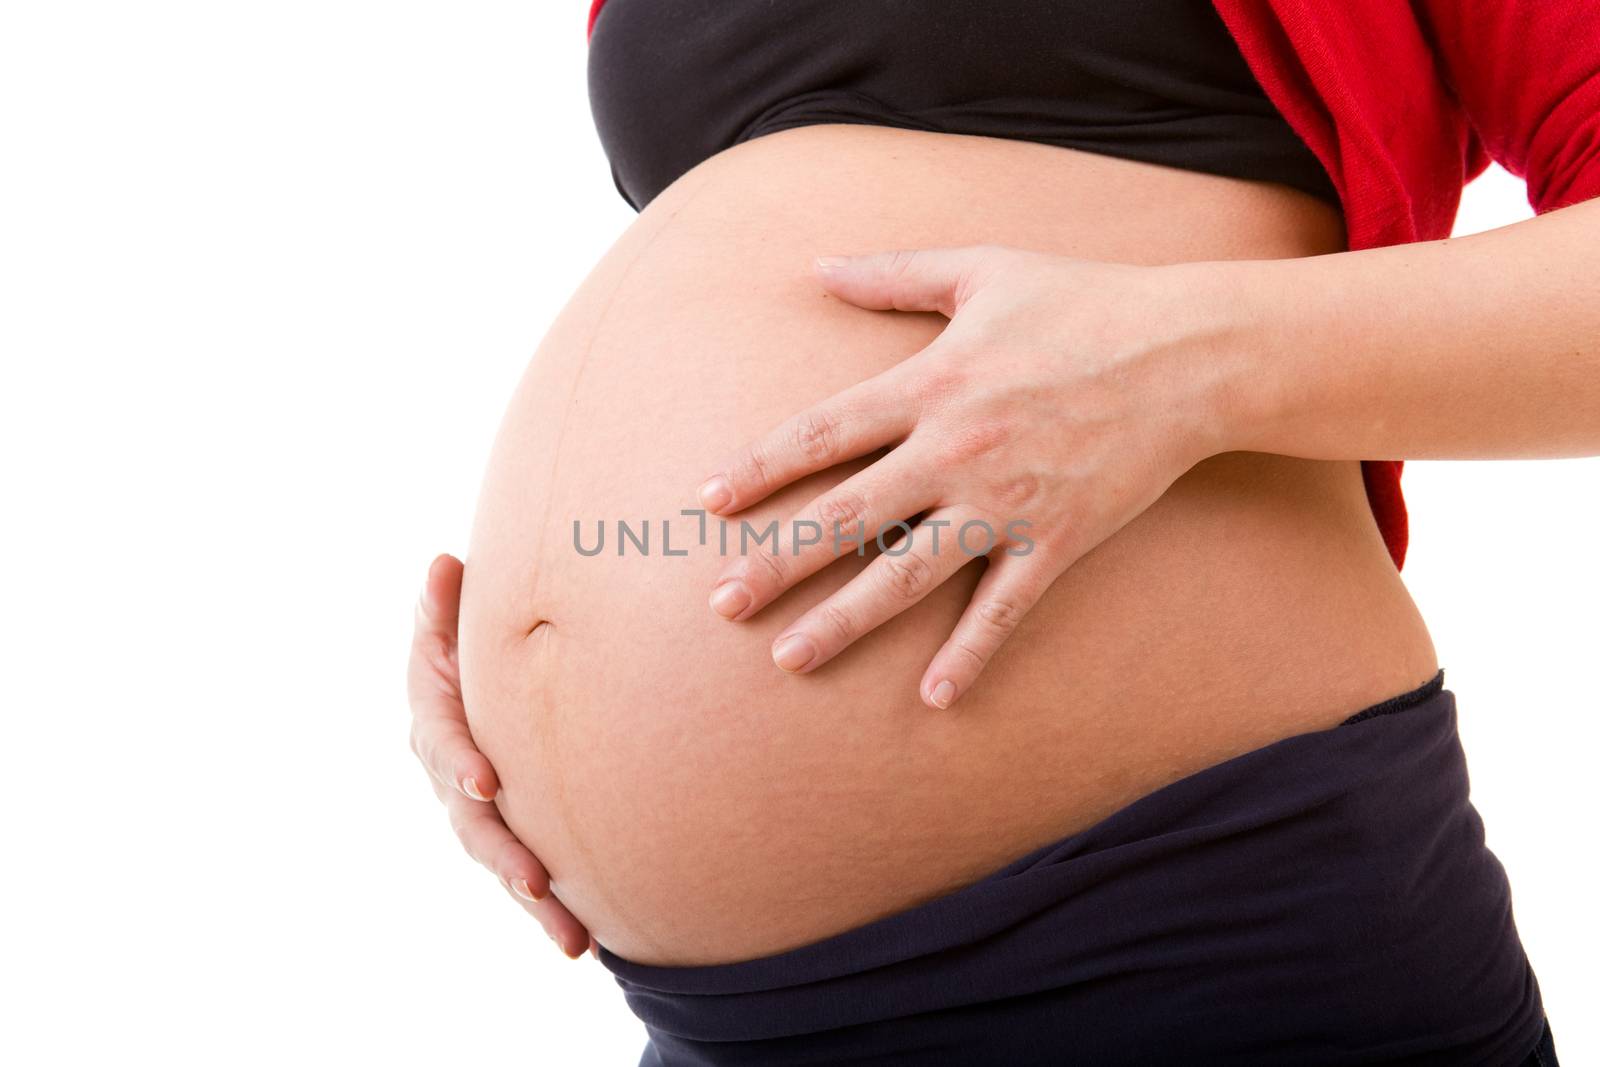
[1339,667,1446,725]
[602,670,1544,1066]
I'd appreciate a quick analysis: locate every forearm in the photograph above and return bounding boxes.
[1194,196,1600,462]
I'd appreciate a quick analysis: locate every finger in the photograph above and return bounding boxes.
[504,882,592,961]
[408,675,501,802]
[768,505,984,674]
[696,374,914,516]
[417,553,463,636]
[920,550,1059,710]
[438,789,591,957]
[812,246,1004,317]
[413,557,591,959]
[435,796,591,955]
[708,452,934,622]
[408,554,501,801]
[443,785,554,903]
[409,694,501,802]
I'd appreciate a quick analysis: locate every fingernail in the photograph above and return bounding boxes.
[772,634,817,673]
[511,878,544,903]
[929,680,957,709]
[461,777,490,801]
[698,476,733,513]
[815,255,850,270]
[709,581,752,620]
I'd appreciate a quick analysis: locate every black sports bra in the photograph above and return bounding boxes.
[586,0,1341,211]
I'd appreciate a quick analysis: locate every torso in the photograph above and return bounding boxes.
[458,124,1439,965]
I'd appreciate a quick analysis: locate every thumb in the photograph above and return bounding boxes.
[813,246,1000,317]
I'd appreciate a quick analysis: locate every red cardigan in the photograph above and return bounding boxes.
[585,0,1600,571]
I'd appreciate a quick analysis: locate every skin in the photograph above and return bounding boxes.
[405,123,1593,964]
[700,200,1600,707]
[700,248,1238,709]
[408,554,592,959]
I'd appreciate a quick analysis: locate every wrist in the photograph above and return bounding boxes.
[1157,257,1289,459]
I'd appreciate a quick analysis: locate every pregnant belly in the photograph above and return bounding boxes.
[457,125,1439,966]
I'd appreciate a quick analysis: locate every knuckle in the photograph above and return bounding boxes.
[413,733,445,783]
[885,249,922,283]
[414,632,452,679]
[947,638,988,673]
[743,545,788,589]
[792,409,842,465]
[415,732,440,776]
[994,473,1042,509]
[957,247,1004,297]
[814,488,869,535]
[735,446,777,495]
[975,596,1026,637]
[422,628,453,662]
[913,366,966,409]
[449,816,480,857]
[949,418,1010,459]
[877,551,934,602]
[817,602,858,643]
[491,836,525,877]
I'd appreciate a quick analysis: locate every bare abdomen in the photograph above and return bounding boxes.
[457,125,1439,965]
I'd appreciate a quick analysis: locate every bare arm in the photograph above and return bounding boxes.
[1206,196,1600,462]
[695,2,1600,706]
[693,198,1600,706]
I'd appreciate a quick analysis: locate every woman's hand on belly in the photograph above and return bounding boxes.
[697,245,1236,709]
[407,554,591,959]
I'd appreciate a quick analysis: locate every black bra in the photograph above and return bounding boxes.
[586,0,1341,211]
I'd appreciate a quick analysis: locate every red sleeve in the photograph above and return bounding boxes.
[1417,0,1600,212]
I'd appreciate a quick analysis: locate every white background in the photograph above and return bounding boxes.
[4,3,1595,1064]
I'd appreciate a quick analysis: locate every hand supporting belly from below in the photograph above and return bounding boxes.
[457,125,1439,966]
